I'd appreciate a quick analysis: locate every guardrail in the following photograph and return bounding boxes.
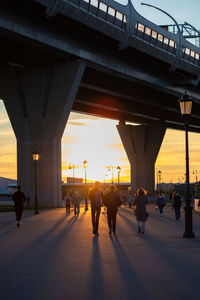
[35,0,200,72]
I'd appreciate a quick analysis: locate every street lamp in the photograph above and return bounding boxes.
[107,166,114,183]
[117,166,121,186]
[178,92,195,238]
[158,170,162,193]
[68,163,75,185]
[33,150,39,215]
[155,168,159,193]
[193,169,198,183]
[83,160,88,211]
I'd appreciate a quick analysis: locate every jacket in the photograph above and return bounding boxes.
[133,195,148,221]
[156,196,165,207]
[103,191,121,213]
[12,191,26,207]
[88,188,103,208]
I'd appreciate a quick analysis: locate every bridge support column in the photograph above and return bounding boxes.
[117,122,166,195]
[0,61,85,207]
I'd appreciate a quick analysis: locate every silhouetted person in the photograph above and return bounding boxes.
[127,190,134,208]
[156,193,165,215]
[103,185,122,235]
[64,192,71,215]
[173,191,182,220]
[133,188,149,235]
[71,190,81,216]
[12,185,26,227]
[88,181,103,236]
[121,191,127,206]
[169,192,174,210]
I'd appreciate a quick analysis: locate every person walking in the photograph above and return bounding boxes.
[169,192,174,210]
[173,191,182,220]
[133,188,149,235]
[88,181,103,236]
[103,185,122,235]
[71,191,80,216]
[64,192,71,215]
[12,185,26,227]
[156,193,166,215]
[127,190,134,208]
[121,191,127,206]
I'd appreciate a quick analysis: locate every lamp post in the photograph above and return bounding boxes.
[104,173,108,183]
[158,170,162,193]
[155,168,159,194]
[33,150,39,215]
[108,166,114,183]
[69,163,75,185]
[83,160,88,211]
[178,92,195,238]
[193,169,198,183]
[117,166,121,186]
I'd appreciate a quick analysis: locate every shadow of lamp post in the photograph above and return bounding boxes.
[83,160,88,211]
[179,92,195,238]
[33,150,39,215]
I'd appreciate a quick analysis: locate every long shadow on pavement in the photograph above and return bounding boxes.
[1,213,79,300]
[87,236,104,300]
[109,234,149,300]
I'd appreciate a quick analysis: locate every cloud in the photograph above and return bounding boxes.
[68,121,87,126]
[0,129,15,136]
[107,143,124,150]
[70,112,99,121]
[0,119,10,125]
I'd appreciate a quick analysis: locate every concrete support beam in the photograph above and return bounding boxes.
[0,61,86,207]
[117,122,166,195]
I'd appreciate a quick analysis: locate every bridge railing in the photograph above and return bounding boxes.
[70,0,127,29]
[134,13,200,67]
[44,0,128,30]
[35,0,200,70]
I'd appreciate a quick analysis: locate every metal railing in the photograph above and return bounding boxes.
[35,0,200,70]
[135,21,200,66]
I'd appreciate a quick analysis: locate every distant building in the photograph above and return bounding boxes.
[0,177,16,188]
[67,177,83,184]
[157,182,174,192]
[0,186,12,201]
[174,183,195,197]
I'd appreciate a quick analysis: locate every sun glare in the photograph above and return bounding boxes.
[62,112,130,183]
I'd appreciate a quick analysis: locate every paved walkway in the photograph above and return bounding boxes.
[0,204,200,300]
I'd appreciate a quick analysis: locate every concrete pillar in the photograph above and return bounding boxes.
[0,61,85,207]
[117,122,166,195]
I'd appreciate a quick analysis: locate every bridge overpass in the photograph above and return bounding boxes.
[0,0,200,206]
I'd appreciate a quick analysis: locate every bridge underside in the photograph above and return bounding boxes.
[0,1,200,131]
[74,68,200,133]
[0,35,200,133]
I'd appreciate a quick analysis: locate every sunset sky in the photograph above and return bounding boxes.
[0,0,200,184]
